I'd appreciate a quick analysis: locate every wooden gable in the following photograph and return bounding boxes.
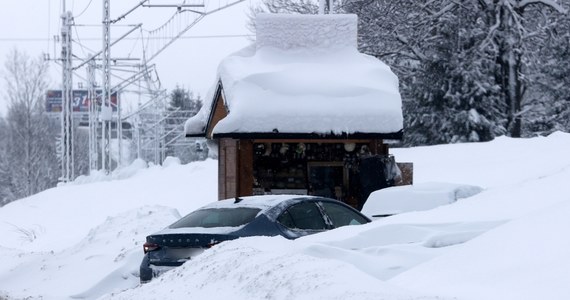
[205,84,228,139]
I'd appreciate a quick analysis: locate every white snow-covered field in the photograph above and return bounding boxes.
[1,132,570,300]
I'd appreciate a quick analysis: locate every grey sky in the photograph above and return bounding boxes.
[0,0,255,116]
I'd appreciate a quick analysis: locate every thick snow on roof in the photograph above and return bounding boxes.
[255,13,357,51]
[185,13,403,137]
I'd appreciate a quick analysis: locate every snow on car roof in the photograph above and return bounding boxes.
[201,195,310,211]
[152,195,310,235]
[361,182,483,218]
[185,13,403,137]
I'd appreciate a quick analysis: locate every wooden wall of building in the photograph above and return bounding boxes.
[218,138,237,199]
[216,138,410,201]
[218,138,254,199]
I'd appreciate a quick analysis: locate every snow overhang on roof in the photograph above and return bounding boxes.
[185,13,403,139]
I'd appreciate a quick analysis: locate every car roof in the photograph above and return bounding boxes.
[199,195,317,211]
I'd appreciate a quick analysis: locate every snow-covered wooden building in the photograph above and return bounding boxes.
[185,13,410,209]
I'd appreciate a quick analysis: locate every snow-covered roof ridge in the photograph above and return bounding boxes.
[185,13,403,138]
[255,13,357,52]
[184,45,257,137]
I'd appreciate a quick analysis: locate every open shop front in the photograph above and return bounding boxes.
[250,141,400,209]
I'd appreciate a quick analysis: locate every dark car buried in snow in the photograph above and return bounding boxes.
[140,195,370,283]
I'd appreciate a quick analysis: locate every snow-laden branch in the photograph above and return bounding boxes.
[395,33,428,61]
[517,0,568,14]
[431,2,457,18]
[477,0,492,9]
[513,104,534,117]
[504,1,529,37]
[524,20,559,40]
[479,8,502,51]
[420,0,438,14]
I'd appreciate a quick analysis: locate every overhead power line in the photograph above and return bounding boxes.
[0,34,252,42]
[75,0,94,18]
[49,0,248,175]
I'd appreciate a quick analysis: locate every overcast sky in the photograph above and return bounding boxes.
[0,0,256,116]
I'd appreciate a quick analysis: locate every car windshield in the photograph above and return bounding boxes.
[169,207,262,229]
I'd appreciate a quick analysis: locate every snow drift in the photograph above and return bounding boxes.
[1,132,570,300]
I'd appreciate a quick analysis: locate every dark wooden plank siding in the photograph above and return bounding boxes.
[218,140,226,200]
[207,94,228,139]
[238,139,254,197]
[219,138,238,200]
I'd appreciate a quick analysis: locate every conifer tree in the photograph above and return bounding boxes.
[165,86,204,163]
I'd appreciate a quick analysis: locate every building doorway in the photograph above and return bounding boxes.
[307,162,348,201]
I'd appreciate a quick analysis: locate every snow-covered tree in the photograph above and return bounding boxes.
[0,118,15,206]
[251,0,569,144]
[524,5,570,135]
[342,0,568,144]
[1,49,59,200]
[479,0,568,137]
[168,86,202,114]
[165,86,204,163]
[400,2,506,144]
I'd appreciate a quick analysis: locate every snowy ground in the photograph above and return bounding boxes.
[1,132,570,300]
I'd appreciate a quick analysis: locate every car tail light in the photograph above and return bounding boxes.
[207,241,221,248]
[143,242,159,254]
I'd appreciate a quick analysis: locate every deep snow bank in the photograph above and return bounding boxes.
[0,159,217,300]
[390,198,570,300]
[101,236,441,300]
[0,159,217,253]
[2,132,570,300]
[107,132,570,300]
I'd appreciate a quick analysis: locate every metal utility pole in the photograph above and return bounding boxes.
[117,91,123,168]
[60,9,75,182]
[87,60,98,171]
[101,0,113,173]
[56,0,244,172]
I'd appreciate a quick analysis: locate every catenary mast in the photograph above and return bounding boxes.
[55,0,243,178]
[60,1,74,182]
[101,0,112,173]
